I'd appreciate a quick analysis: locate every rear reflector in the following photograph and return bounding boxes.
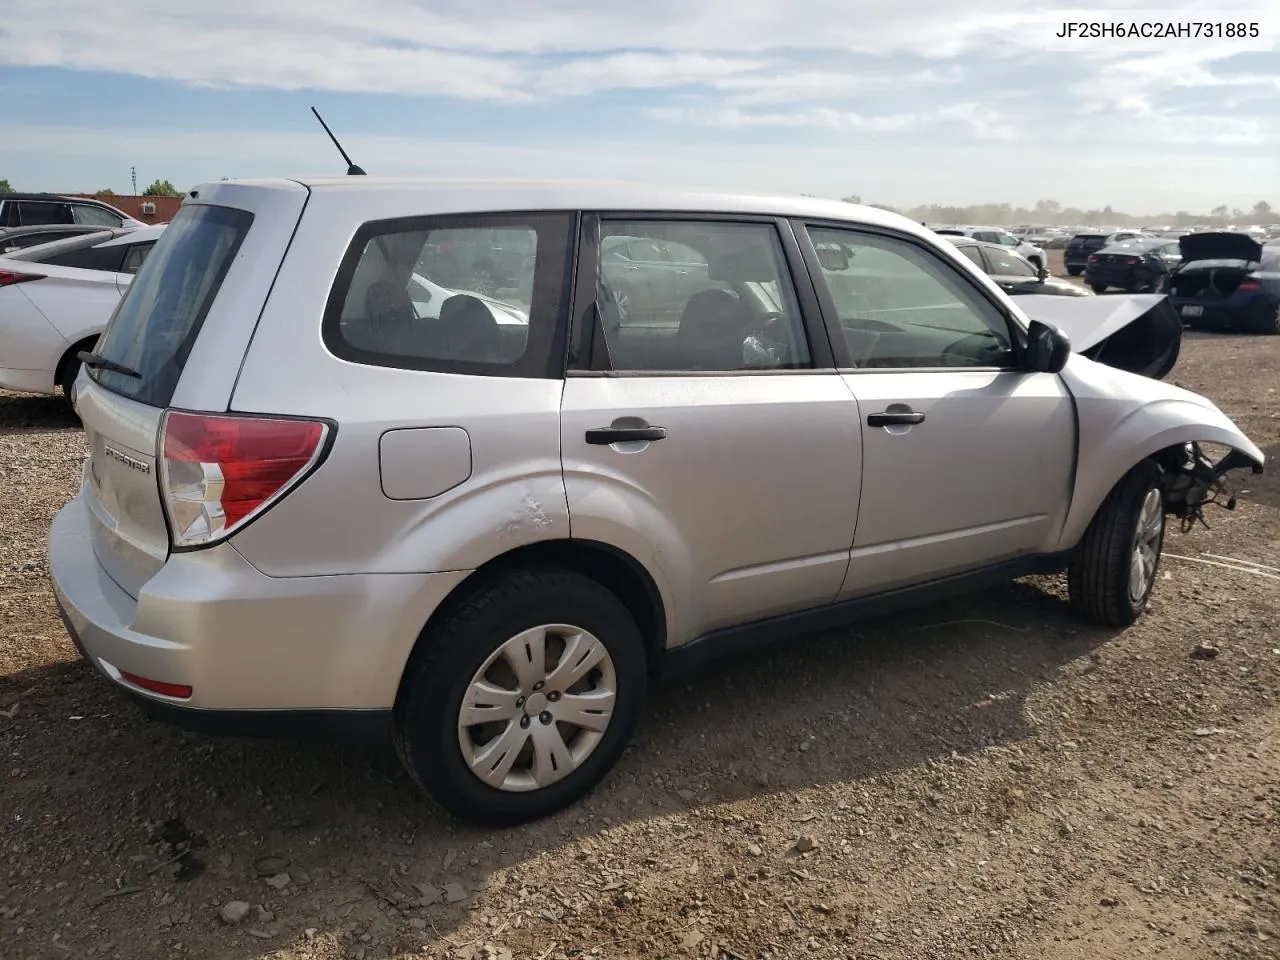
[0,270,44,287]
[119,670,193,700]
[160,411,329,548]
[1238,278,1263,292]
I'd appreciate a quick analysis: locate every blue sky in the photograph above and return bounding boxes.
[1,0,1277,212]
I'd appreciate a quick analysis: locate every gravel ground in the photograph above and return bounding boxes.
[2,321,1279,960]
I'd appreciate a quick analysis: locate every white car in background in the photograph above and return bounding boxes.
[0,226,165,404]
[930,225,1047,272]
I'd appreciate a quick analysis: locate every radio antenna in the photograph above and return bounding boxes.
[310,107,366,175]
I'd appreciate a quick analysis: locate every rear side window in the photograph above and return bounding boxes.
[42,244,126,272]
[18,201,73,226]
[72,203,125,227]
[323,213,574,378]
[91,204,252,406]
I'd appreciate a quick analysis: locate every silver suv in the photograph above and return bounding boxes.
[49,180,1264,825]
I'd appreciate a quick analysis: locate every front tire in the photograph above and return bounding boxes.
[397,568,647,826]
[1068,462,1166,626]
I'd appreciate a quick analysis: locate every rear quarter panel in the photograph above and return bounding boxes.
[225,187,570,579]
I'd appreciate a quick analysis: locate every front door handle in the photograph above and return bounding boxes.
[867,410,926,427]
[586,425,667,445]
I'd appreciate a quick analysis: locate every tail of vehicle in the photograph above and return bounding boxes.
[72,181,313,598]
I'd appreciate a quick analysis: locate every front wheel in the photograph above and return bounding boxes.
[1068,462,1166,626]
[397,568,647,825]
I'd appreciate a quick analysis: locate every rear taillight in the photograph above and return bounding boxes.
[0,270,44,287]
[1087,254,1098,263]
[159,411,329,548]
[1238,278,1263,292]
[1123,256,1141,264]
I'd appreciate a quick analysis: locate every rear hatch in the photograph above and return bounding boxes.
[1067,235,1108,258]
[74,183,308,598]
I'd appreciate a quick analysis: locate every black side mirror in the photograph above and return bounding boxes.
[1025,319,1071,373]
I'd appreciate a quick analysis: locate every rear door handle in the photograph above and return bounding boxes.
[867,410,925,427]
[585,426,667,444]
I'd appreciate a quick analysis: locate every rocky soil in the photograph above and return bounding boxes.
[2,322,1279,960]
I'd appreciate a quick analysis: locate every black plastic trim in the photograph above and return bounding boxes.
[661,552,1071,679]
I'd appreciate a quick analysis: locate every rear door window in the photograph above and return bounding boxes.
[18,201,73,225]
[72,203,126,227]
[42,244,127,272]
[90,205,253,406]
[323,213,574,378]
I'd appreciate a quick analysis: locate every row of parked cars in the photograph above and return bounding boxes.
[4,177,1266,827]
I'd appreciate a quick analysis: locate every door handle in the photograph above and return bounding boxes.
[585,426,667,445]
[867,410,926,427]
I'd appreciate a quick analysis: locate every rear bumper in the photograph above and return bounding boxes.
[49,496,470,739]
[1171,296,1279,331]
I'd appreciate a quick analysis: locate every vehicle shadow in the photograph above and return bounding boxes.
[0,390,80,435]
[0,576,1119,960]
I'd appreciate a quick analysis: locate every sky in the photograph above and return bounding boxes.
[1,0,1278,212]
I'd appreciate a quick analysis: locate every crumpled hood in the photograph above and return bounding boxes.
[1179,231,1263,264]
[1015,292,1183,380]
[1016,293,1169,352]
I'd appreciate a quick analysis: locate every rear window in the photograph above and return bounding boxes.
[322,212,574,378]
[41,244,126,272]
[90,204,252,406]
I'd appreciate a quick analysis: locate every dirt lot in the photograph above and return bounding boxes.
[2,329,1279,960]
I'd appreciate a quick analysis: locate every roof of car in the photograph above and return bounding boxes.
[0,223,104,237]
[95,224,167,246]
[195,177,932,235]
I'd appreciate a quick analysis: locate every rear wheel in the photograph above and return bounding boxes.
[397,568,647,825]
[1068,461,1166,627]
[1067,266,1083,277]
[1089,282,1107,294]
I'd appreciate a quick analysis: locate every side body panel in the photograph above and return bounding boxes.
[840,369,1075,596]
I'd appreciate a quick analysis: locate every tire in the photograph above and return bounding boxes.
[397,567,647,826]
[55,349,84,417]
[1067,266,1083,276]
[1089,282,1107,294]
[1068,461,1166,627]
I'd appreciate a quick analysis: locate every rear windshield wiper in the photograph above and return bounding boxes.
[77,351,141,379]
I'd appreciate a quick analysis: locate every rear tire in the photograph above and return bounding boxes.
[1089,282,1107,294]
[1067,266,1083,277]
[1068,461,1166,627]
[397,567,647,826]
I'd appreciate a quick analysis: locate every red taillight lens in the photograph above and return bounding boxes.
[159,411,328,548]
[1238,278,1262,292]
[1123,256,1141,264]
[1087,254,1097,263]
[0,270,44,287]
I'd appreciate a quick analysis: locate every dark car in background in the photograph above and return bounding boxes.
[0,223,106,254]
[1167,233,1280,334]
[944,236,1092,297]
[0,193,141,229]
[1064,233,1110,275]
[1085,238,1182,293]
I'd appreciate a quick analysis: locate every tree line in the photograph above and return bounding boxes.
[841,195,1276,227]
[0,179,181,197]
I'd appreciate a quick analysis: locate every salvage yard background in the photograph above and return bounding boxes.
[2,265,1279,958]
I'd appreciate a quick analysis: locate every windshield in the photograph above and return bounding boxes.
[89,204,253,406]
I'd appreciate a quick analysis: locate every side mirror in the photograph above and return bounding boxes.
[1025,320,1071,374]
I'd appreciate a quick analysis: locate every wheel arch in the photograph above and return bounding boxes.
[392,538,670,717]
[1056,419,1264,551]
[54,333,101,387]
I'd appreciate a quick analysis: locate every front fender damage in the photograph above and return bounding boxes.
[1155,442,1264,532]
[1056,355,1266,549]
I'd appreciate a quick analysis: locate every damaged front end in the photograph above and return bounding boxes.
[1157,442,1265,532]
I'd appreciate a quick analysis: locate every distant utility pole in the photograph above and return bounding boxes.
[131,166,137,194]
